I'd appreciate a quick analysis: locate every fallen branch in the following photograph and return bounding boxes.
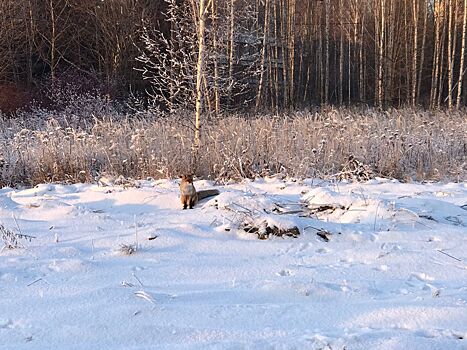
[242,221,300,240]
[332,155,375,182]
[419,214,437,222]
[273,209,304,215]
[303,225,335,242]
[27,278,46,287]
[316,230,331,242]
[445,216,463,226]
[437,249,462,262]
[301,204,349,217]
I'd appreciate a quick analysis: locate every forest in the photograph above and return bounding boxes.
[1,0,467,112]
[0,0,466,185]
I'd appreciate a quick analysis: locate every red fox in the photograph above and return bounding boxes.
[179,175,220,209]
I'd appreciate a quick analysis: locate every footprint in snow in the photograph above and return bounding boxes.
[0,319,23,329]
[410,272,435,282]
[298,243,311,252]
[0,319,13,329]
[373,264,389,272]
[276,269,294,277]
[316,247,330,254]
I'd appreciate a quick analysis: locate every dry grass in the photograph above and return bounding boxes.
[1,222,35,249]
[0,106,465,186]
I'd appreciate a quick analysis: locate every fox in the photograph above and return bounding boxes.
[179,175,220,209]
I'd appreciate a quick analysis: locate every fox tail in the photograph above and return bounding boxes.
[196,189,220,200]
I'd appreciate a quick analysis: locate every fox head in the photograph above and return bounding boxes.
[180,174,194,183]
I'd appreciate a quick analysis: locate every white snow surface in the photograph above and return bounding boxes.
[1,177,466,349]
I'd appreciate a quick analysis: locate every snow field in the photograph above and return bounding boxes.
[0,177,466,349]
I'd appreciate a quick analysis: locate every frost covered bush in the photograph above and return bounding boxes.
[0,107,465,186]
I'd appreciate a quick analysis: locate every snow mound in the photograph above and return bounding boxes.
[302,186,394,225]
[302,186,360,208]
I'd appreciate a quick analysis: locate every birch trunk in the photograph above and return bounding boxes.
[437,0,447,107]
[377,0,386,108]
[281,0,288,107]
[359,6,365,102]
[386,0,395,105]
[404,0,410,103]
[255,0,270,112]
[412,0,419,106]
[288,0,296,108]
[457,0,467,108]
[324,0,330,104]
[212,0,220,115]
[431,0,441,108]
[228,0,235,105]
[339,0,344,105]
[27,0,35,85]
[273,0,280,111]
[194,0,206,152]
[49,0,56,84]
[447,0,454,109]
[417,0,428,104]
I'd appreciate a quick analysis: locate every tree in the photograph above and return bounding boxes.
[193,0,207,153]
[137,0,196,112]
[457,0,467,108]
[255,0,270,112]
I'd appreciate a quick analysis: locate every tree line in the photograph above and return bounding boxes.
[1,0,466,112]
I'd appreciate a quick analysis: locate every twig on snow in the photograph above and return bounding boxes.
[437,249,462,262]
[27,278,43,287]
[132,272,144,287]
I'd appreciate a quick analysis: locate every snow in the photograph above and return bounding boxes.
[0,177,466,349]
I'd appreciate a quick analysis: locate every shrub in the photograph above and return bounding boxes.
[0,106,465,186]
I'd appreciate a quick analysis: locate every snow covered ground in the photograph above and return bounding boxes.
[0,177,466,350]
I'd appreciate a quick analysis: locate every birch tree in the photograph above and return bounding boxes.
[376,0,386,108]
[447,0,455,109]
[412,0,419,106]
[193,0,207,151]
[457,0,467,108]
[255,0,270,112]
